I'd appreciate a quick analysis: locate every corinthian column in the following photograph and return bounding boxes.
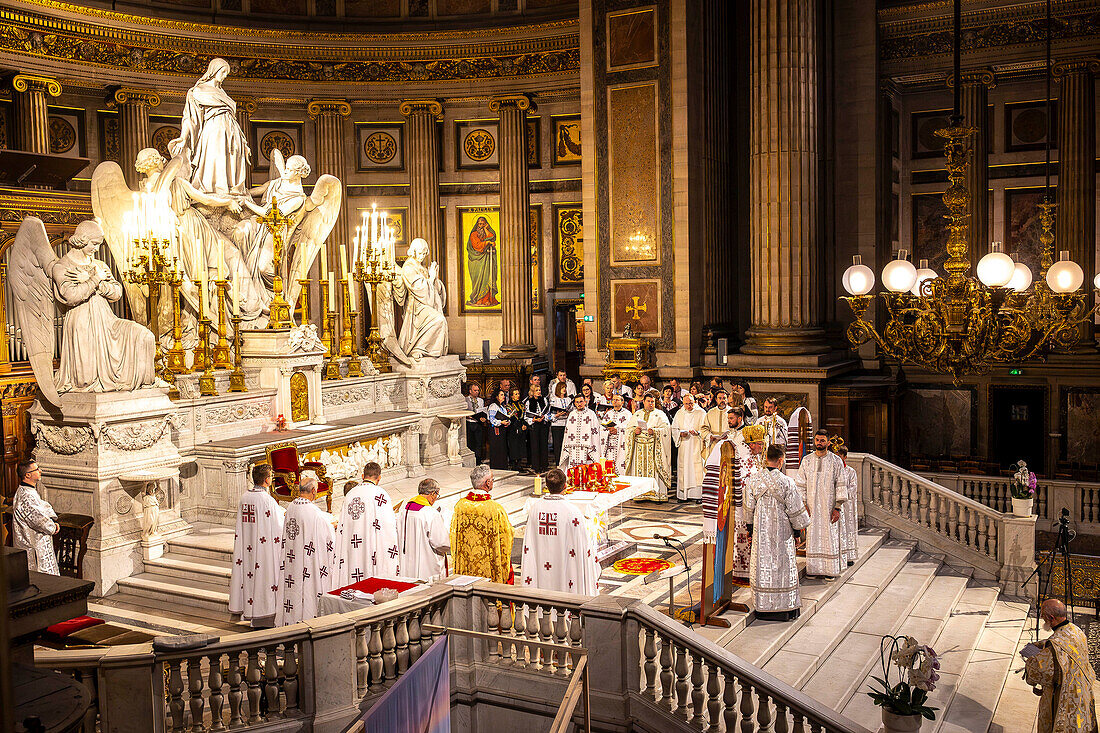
[235,97,257,188]
[490,94,536,359]
[11,73,61,154]
[742,0,827,355]
[954,70,995,267]
[111,88,161,186]
[400,100,444,267]
[1055,59,1098,291]
[308,99,352,276]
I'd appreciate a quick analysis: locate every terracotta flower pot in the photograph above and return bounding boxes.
[882,709,923,733]
[1011,497,1034,517]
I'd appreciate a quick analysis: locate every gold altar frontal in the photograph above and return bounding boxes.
[602,331,657,385]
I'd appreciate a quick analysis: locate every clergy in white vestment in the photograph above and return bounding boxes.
[336,462,400,586]
[701,409,751,580]
[795,430,849,578]
[275,476,337,625]
[759,398,789,452]
[834,445,859,566]
[699,390,731,462]
[230,464,286,627]
[600,392,633,475]
[624,390,673,502]
[671,393,706,501]
[521,469,600,594]
[559,393,602,470]
[397,478,450,581]
[11,460,59,575]
[745,445,812,621]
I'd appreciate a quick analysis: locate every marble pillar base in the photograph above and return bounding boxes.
[29,389,184,596]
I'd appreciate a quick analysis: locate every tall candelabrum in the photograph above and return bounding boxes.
[229,312,247,392]
[320,278,340,380]
[343,279,363,378]
[354,255,394,374]
[212,280,232,369]
[122,233,185,398]
[261,200,293,330]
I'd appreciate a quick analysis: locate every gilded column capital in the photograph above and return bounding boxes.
[11,73,61,97]
[108,87,161,108]
[1053,58,1100,78]
[399,99,443,118]
[488,94,535,113]
[236,97,258,117]
[946,68,996,90]
[307,99,352,118]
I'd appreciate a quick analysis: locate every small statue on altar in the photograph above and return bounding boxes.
[393,238,448,360]
[7,217,158,407]
[385,434,403,469]
[447,421,461,462]
[141,484,161,540]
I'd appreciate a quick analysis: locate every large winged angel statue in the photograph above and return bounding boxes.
[8,217,156,406]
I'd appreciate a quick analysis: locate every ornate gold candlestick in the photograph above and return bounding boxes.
[166,264,188,377]
[261,201,292,329]
[346,304,364,378]
[297,278,312,328]
[354,258,393,374]
[213,280,232,369]
[323,309,341,380]
[338,278,354,356]
[198,318,217,397]
[319,278,333,354]
[229,314,247,392]
[191,282,207,372]
[123,235,181,396]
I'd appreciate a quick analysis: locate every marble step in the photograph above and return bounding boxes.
[838,580,1003,728]
[761,544,936,689]
[800,562,972,709]
[169,526,236,563]
[88,595,245,636]
[715,531,901,665]
[144,554,233,583]
[115,573,231,613]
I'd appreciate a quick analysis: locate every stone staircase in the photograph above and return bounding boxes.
[692,528,1032,733]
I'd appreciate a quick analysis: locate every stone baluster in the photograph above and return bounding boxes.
[792,710,807,733]
[489,94,536,358]
[540,607,555,673]
[977,513,988,555]
[739,679,756,732]
[400,100,445,266]
[284,642,299,714]
[809,722,823,732]
[72,669,98,733]
[947,498,958,541]
[227,653,243,728]
[368,622,384,691]
[207,653,225,732]
[245,650,263,723]
[890,474,900,514]
[920,484,930,528]
[569,612,582,648]
[395,615,411,676]
[723,670,738,732]
[673,645,689,717]
[756,688,774,732]
[642,628,657,697]
[929,492,940,534]
[967,508,978,549]
[263,645,280,716]
[705,663,722,733]
[110,88,161,187]
[513,603,527,666]
[659,634,675,708]
[527,604,541,668]
[690,653,705,726]
[307,99,352,276]
[408,609,423,665]
[871,465,882,505]
[166,660,185,732]
[899,477,909,519]
[554,610,569,672]
[382,619,398,681]
[775,700,790,733]
[988,519,998,560]
[486,599,501,658]
[188,657,205,732]
[355,626,368,697]
[11,74,60,154]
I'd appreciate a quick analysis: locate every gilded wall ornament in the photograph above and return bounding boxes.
[48,116,76,154]
[364,131,398,164]
[463,129,495,161]
[259,130,295,159]
[290,371,309,423]
[555,206,583,284]
[151,125,180,159]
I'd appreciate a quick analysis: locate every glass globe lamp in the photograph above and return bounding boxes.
[882,249,917,294]
[1047,251,1084,293]
[842,255,875,296]
[1006,251,1033,292]
[976,241,1015,288]
[910,258,937,296]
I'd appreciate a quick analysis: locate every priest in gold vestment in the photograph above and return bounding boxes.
[450,465,515,584]
[1025,599,1097,733]
[624,390,672,502]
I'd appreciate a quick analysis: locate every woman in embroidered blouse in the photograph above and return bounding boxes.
[486,390,511,470]
[506,387,527,471]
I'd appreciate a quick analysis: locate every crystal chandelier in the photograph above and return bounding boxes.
[840,0,1098,382]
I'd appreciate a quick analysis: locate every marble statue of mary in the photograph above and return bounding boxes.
[394,238,449,360]
[8,217,156,407]
[169,58,251,196]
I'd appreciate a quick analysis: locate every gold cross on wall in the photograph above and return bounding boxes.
[626,296,647,320]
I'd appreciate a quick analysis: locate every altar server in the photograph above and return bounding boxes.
[624,390,672,502]
[450,466,514,584]
[559,393,602,470]
[275,475,337,625]
[835,445,859,566]
[336,462,400,586]
[230,464,286,627]
[11,460,59,575]
[745,444,811,620]
[397,478,450,581]
[600,392,633,475]
[795,429,848,578]
[671,393,706,501]
[524,381,551,473]
[521,468,599,594]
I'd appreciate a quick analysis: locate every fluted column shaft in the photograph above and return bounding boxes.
[236,98,257,189]
[743,0,827,355]
[111,88,161,186]
[491,95,536,358]
[957,71,994,267]
[400,100,444,267]
[308,100,352,277]
[1055,59,1098,284]
[11,74,60,154]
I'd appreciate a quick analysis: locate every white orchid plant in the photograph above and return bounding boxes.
[867,635,940,720]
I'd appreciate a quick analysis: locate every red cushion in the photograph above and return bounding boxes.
[269,447,300,472]
[46,615,104,638]
[329,578,418,596]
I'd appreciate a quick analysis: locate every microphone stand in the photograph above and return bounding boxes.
[654,533,693,627]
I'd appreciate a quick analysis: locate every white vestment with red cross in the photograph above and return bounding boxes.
[520,494,599,595]
[335,480,400,587]
[274,498,337,626]
[229,486,286,624]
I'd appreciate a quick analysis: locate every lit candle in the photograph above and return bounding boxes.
[534,475,542,494]
[339,244,349,280]
[353,228,360,271]
[200,276,207,316]
[218,243,226,281]
[232,274,240,316]
[348,276,357,312]
[320,245,328,278]
[327,273,335,311]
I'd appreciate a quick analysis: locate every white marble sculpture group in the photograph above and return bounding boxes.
[316,436,403,484]
[12,57,450,412]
